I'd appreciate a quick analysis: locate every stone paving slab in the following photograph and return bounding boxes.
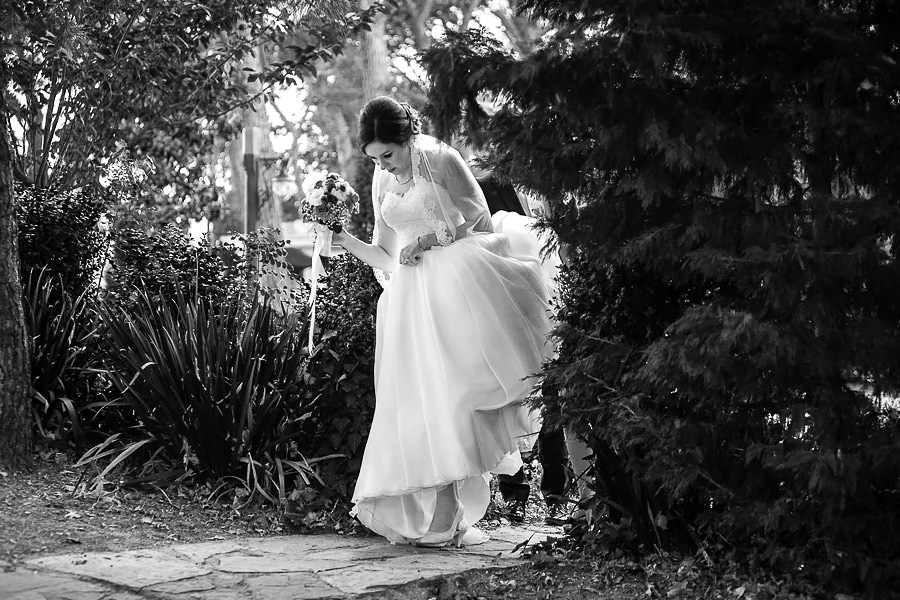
[0,569,145,600]
[317,551,510,595]
[0,524,561,600]
[27,549,214,588]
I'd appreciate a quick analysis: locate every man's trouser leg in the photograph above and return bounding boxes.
[537,425,569,506]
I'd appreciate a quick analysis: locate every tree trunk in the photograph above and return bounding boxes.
[407,0,436,49]
[224,138,246,236]
[241,43,282,232]
[361,0,390,101]
[327,108,357,180]
[0,92,33,470]
[217,34,282,239]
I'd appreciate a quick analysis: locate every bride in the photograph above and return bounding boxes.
[332,96,553,547]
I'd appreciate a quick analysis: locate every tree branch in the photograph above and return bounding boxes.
[38,70,65,188]
[460,0,480,30]
[407,0,435,48]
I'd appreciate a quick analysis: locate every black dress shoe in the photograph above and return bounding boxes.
[505,499,527,523]
[544,502,568,526]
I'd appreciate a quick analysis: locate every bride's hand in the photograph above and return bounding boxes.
[331,228,347,248]
[399,239,425,267]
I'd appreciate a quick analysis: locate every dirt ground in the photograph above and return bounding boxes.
[0,450,825,600]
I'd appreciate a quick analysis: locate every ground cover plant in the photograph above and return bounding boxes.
[10,152,382,525]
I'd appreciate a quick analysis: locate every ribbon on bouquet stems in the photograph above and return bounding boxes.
[307,223,333,355]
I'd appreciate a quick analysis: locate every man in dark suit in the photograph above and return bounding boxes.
[476,172,572,526]
[476,173,529,215]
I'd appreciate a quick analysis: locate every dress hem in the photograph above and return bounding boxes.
[351,449,519,505]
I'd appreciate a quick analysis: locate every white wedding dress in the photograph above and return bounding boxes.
[350,178,554,546]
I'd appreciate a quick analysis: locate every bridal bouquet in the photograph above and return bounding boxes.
[300,172,360,234]
[300,172,360,353]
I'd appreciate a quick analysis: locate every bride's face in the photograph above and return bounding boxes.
[365,141,412,179]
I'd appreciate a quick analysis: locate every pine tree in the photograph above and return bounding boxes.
[423,1,900,594]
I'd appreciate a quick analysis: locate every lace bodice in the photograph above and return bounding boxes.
[381,184,441,247]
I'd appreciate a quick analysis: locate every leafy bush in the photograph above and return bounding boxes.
[104,221,231,307]
[548,242,900,591]
[81,202,380,525]
[540,253,691,550]
[16,185,108,294]
[227,229,308,310]
[100,149,302,311]
[95,288,325,499]
[22,270,107,450]
[104,220,304,313]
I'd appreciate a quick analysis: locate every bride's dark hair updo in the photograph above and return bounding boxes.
[357,96,422,151]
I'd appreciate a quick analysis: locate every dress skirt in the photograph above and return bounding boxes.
[351,227,553,545]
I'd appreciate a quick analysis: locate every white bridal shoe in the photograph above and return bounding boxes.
[415,514,490,548]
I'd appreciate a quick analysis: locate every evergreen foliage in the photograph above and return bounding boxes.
[104,222,231,307]
[423,1,900,595]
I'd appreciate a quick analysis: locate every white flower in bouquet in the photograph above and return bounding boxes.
[301,170,325,196]
[307,187,326,207]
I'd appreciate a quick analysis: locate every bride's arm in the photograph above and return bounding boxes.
[331,167,399,272]
[418,139,492,249]
[332,218,399,273]
[418,145,487,250]
[415,219,477,250]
